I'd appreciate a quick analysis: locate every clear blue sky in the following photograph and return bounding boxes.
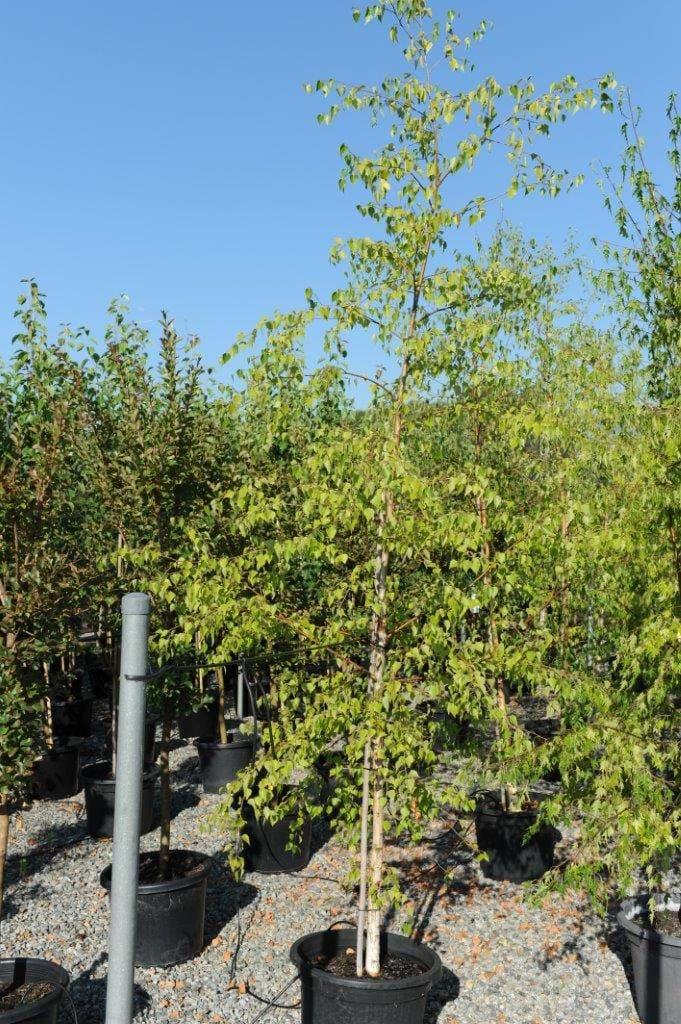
[1,1,679,382]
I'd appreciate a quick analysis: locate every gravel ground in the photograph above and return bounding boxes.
[1,705,643,1024]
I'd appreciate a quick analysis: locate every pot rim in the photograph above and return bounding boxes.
[37,736,84,756]
[48,695,93,708]
[195,733,256,750]
[0,957,69,1024]
[80,760,160,787]
[618,893,681,947]
[100,850,212,896]
[289,927,442,992]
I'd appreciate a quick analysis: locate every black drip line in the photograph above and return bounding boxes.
[125,636,370,682]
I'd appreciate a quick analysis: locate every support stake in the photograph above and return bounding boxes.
[104,592,150,1024]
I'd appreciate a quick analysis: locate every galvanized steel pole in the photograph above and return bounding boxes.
[104,592,150,1024]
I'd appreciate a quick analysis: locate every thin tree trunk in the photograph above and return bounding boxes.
[196,631,205,696]
[111,640,121,776]
[159,710,172,879]
[366,762,384,977]
[475,473,508,812]
[216,667,228,744]
[356,740,371,976]
[43,662,53,750]
[560,494,571,666]
[0,809,9,932]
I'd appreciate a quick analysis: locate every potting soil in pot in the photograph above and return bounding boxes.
[317,949,427,980]
[0,982,54,1012]
[634,909,681,939]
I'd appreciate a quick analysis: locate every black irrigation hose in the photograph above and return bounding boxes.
[126,636,369,682]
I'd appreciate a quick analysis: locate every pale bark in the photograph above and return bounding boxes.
[0,809,9,930]
[216,666,228,745]
[356,739,371,976]
[366,763,385,977]
[474,424,509,811]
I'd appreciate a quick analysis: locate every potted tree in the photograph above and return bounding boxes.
[95,313,226,968]
[598,93,681,1024]
[0,283,99,1020]
[0,671,71,1024]
[196,5,614,1019]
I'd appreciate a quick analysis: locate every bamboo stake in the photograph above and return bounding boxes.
[43,663,53,750]
[159,710,173,879]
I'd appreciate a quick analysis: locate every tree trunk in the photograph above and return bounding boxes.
[159,710,172,879]
[356,740,371,976]
[366,761,384,977]
[216,667,228,745]
[363,509,390,975]
[0,809,9,932]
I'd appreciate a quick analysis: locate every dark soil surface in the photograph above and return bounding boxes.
[634,908,681,939]
[315,948,426,981]
[0,980,54,1011]
[137,849,207,885]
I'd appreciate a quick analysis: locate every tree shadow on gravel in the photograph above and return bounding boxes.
[203,853,259,946]
[530,892,638,1015]
[4,817,89,891]
[63,952,151,1023]
[425,966,460,1023]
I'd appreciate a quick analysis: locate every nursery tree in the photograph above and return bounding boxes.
[549,93,681,899]
[183,0,616,976]
[0,282,104,924]
[102,310,236,878]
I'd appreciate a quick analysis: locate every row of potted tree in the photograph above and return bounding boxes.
[2,3,680,1023]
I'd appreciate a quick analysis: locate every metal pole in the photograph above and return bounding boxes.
[105,592,150,1024]
[237,654,245,720]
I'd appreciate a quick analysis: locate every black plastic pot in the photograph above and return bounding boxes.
[474,791,560,883]
[0,958,69,1024]
[177,693,219,739]
[290,927,442,1024]
[195,732,255,794]
[244,804,312,874]
[89,661,114,698]
[144,714,158,765]
[80,761,159,838]
[100,852,211,967]
[50,696,93,739]
[105,715,158,766]
[618,894,681,1024]
[32,738,83,801]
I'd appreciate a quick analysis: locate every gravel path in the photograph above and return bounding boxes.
[1,709,642,1024]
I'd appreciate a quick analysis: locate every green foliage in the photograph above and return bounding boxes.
[2,1,678,932]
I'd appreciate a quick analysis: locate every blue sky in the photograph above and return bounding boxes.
[1,1,679,386]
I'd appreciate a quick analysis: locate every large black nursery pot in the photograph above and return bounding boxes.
[474,790,560,883]
[243,798,312,874]
[142,713,159,766]
[101,851,211,967]
[195,728,256,794]
[80,761,159,838]
[89,660,114,698]
[105,714,158,767]
[290,927,442,1024]
[0,958,69,1024]
[50,695,93,739]
[177,691,219,740]
[32,738,83,801]
[618,894,681,1024]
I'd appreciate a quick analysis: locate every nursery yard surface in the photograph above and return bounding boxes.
[2,717,643,1024]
